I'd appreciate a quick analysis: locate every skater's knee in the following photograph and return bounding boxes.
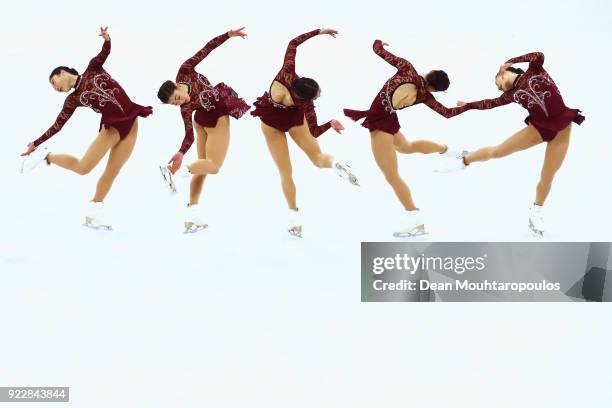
[75,163,94,175]
[208,162,223,175]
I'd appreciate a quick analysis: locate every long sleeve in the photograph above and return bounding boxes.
[179,32,230,73]
[372,40,415,74]
[280,29,321,74]
[304,102,331,138]
[506,52,544,70]
[178,107,195,154]
[422,94,471,118]
[32,94,79,147]
[87,39,111,70]
[464,92,514,111]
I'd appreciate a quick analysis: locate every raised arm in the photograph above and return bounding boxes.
[304,102,332,138]
[281,29,322,73]
[32,94,79,148]
[88,27,111,70]
[464,92,514,111]
[179,31,231,72]
[506,52,545,70]
[422,94,471,118]
[372,40,415,74]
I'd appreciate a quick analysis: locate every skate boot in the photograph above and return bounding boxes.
[529,204,545,237]
[84,201,112,230]
[435,150,468,173]
[184,203,208,233]
[287,208,302,238]
[159,164,177,194]
[333,161,360,186]
[21,147,50,174]
[441,145,465,159]
[393,209,428,238]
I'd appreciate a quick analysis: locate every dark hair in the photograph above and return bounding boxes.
[291,77,319,101]
[425,70,450,92]
[49,66,79,81]
[507,67,525,75]
[157,80,177,103]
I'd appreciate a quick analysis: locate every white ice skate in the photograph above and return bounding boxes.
[183,204,208,233]
[528,204,545,237]
[159,164,177,194]
[441,145,464,159]
[435,150,468,173]
[333,161,360,186]
[393,209,428,238]
[83,201,112,231]
[20,147,49,174]
[287,208,302,238]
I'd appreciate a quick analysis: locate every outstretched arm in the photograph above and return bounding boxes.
[506,52,545,70]
[372,40,415,73]
[31,94,79,148]
[304,103,332,138]
[281,28,338,73]
[179,31,231,72]
[87,27,111,70]
[422,94,471,118]
[461,92,514,111]
[177,107,195,155]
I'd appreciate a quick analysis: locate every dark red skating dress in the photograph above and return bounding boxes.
[464,52,584,142]
[344,40,469,135]
[250,29,332,137]
[176,32,250,154]
[32,39,152,148]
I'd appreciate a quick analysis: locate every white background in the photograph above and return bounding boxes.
[1,0,611,406]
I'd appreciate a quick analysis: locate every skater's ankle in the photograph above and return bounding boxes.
[44,153,51,165]
[440,144,448,154]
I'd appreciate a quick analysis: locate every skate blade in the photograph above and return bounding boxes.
[83,217,112,231]
[528,220,544,238]
[184,222,208,234]
[159,165,177,194]
[393,225,428,238]
[288,226,303,238]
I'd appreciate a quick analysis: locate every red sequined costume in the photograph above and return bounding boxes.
[344,40,469,134]
[32,39,152,148]
[176,32,250,154]
[250,29,332,137]
[464,52,584,142]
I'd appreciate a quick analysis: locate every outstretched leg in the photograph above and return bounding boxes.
[93,120,138,202]
[187,116,230,176]
[188,123,209,205]
[47,125,121,175]
[371,130,417,211]
[287,118,333,169]
[393,131,447,155]
[262,121,297,210]
[465,125,542,165]
[535,124,571,205]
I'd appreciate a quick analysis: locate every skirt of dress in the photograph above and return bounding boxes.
[251,92,305,132]
[344,108,401,135]
[100,103,153,138]
[194,82,251,128]
[527,108,585,142]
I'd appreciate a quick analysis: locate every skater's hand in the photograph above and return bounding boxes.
[20,142,36,156]
[497,62,512,77]
[99,26,110,41]
[168,152,184,174]
[456,100,467,107]
[229,27,247,39]
[330,119,344,134]
[320,29,338,38]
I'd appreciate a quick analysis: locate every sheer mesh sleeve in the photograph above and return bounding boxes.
[32,94,79,147]
[87,39,111,70]
[372,40,416,74]
[178,106,195,154]
[179,32,230,73]
[465,92,514,111]
[506,52,545,71]
[278,29,321,77]
[422,94,471,118]
[304,102,331,138]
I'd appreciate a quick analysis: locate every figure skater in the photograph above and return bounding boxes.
[344,40,470,237]
[438,52,584,236]
[251,28,359,238]
[157,27,250,233]
[20,27,153,230]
